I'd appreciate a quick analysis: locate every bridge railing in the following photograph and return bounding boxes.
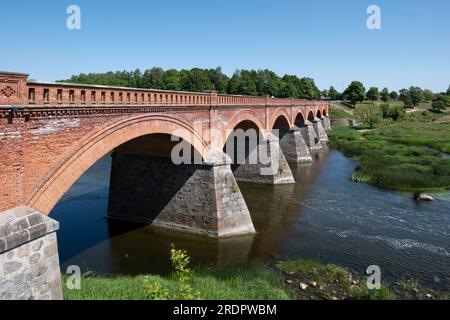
[0,71,328,108]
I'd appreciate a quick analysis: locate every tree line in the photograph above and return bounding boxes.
[60,67,321,100]
[61,68,450,111]
[324,81,450,112]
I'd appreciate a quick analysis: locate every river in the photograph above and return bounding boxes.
[50,148,450,289]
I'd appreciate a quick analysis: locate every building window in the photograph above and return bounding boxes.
[81,90,86,102]
[57,89,63,102]
[111,92,115,103]
[43,89,49,102]
[91,91,96,103]
[134,93,138,102]
[69,90,75,102]
[141,93,145,103]
[119,92,123,102]
[101,92,106,102]
[28,88,35,102]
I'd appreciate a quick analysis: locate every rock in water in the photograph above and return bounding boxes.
[416,193,434,202]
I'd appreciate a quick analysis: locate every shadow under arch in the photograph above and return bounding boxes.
[294,112,306,127]
[28,115,208,215]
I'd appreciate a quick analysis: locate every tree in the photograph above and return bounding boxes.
[399,89,413,108]
[298,77,321,100]
[328,86,339,100]
[366,87,380,104]
[409,86,423,107]
[321,89,329,99]
[432,94,450,112]
[446,85,450,96]
[422,89,435,102]
[380,88,390,102]
[181,68,214,92]
[390,91,399,100]
[342,81,366,107]
[432,100,446,112]
[354,104,382,128]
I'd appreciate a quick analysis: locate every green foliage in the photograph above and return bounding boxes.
[389,91,399,100]
[329,107,353,120]
[398,87,425,108]
[432,100,446,112]
[342,81,366,106]
[409,86,424,107]
[351,286,396,300]
[354,104,382,128]
[380,88,390,102]
[63,263,289,300]
[328,86,339,100]
[432,94,450,112]
[399,88,413,108]
[366,87,380,103]
[422,89,435,102]
[61,67,321,99]
[381,103,405,121]
[143,245,201,300]
[329,123,450,191]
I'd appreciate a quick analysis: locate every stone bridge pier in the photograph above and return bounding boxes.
[107,138,256,238]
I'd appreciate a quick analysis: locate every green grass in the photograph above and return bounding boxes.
[63,263,290,300]
[329,107,353,120]
[329,117,450,191]
[62,258,449,300]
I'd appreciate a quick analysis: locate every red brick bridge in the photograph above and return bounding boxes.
[0,71,330,299]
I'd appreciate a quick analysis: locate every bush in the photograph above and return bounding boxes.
[381,103,405,121]
[354,104,382,128]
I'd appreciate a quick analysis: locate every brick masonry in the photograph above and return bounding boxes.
[0,206,62,300]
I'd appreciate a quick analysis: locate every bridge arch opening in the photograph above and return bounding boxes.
[316,110,322,118]
[224,120,261,166]
[307,111,315,122]
[272,115,290,131]
[29,116,208,215]
[294,113,306,127]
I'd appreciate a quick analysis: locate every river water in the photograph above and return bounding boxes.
[50,148,450,289]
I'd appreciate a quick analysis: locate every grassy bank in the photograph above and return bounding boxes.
[328,104,450,191]
[63,263,289,300]
[62,258,448,300]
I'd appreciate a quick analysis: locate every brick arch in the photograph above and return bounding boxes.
[322,106,328,116]
[269,108,292,130]
[222,109,265,143]
[316,109,322,118]
[27,115,208,215]
[294,109,307,126]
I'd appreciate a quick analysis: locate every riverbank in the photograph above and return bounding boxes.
[62,258,449,300]
[328,107,450,191]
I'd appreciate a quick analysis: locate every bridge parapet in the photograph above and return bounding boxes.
[0,71,328,110]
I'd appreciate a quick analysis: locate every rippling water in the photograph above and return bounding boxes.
[50,148,450,289]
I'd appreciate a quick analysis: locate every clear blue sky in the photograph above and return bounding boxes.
[1,0,449,92]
